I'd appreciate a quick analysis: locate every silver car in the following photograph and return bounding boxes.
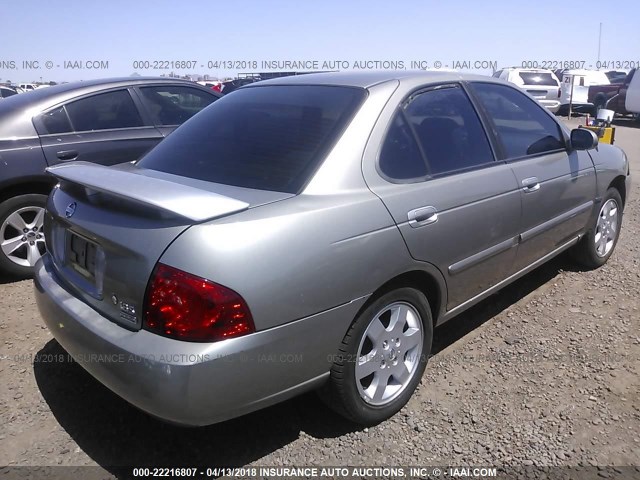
[34,71,630,426]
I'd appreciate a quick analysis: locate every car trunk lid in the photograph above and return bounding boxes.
[44,162,292,331]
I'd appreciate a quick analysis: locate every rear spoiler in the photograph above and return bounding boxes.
[46,162,249,222]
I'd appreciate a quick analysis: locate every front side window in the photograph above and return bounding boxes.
[471,82,566,158]
[137,85,366,193]
[139,86,217,126]
[65,90,143,132]
[404,85,495,175]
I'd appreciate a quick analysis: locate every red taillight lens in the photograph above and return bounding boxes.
[144,264,255,342]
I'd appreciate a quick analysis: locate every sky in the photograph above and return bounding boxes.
[2,0,639,83]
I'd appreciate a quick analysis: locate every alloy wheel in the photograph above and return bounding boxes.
[0,206,46,267]
[355,301,424,406]
[594,199,618,258]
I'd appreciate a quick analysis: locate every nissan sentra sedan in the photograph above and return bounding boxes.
[34,71,631,426]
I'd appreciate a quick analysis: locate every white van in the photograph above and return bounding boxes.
[559,70,610,114]
[492,68,561,113]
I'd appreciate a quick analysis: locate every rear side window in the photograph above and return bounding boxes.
[472,82,565,158]
[66,90,143,132]
[404,85,495,175]
[139,86,217,126]
[137,85,366,193]
[40,106,72,134]
[518,72,558,86]
[379,113,427,180]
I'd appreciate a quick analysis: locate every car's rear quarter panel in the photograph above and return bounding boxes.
[159,191,417,332]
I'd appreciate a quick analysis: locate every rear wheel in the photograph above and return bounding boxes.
[0,194,48,278]
[571,188,622,269]
[321,287,432,425]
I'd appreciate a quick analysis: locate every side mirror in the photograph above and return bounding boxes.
[570,128,599,150]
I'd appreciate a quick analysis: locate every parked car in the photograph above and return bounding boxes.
[492,68,561,112]
[588,68,637,116]
[197,80,225,94]
[34,71,630,427]
[558,69,610,115]
[0,86,19,99]
[220,77,260,94]
[605,70,629,84]
[0,77,220,277]
[17,83,37,92]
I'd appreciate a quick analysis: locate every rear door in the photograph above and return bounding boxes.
[470,82,596,272]
[36,88,164,166]
[364,83,522,310]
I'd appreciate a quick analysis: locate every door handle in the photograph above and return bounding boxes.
[522,177,540,193]
[408,206,438,228]
[56,150,79,161]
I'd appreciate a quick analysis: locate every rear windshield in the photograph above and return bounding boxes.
[518,72,558,86]
[137,85,366,193]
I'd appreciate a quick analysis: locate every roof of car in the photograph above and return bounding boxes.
[0,77,217,139]
[3,76,200,105]
[247,70,497,89]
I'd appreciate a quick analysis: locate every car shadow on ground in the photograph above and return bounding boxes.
[0,273,24,285]
[34,254,576,476]
[613,117,640,129]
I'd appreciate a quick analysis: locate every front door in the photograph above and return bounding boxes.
[469,81,596,272]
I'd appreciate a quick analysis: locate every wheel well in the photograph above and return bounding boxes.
[0,182,54,205]
[365,270,442,326]
[609,175,627,207]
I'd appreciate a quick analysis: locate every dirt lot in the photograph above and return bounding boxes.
[1,117,639,476]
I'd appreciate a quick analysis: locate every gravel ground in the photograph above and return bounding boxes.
[0,117,638,476]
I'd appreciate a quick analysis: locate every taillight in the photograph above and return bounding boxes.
[143,263,255,342]
[558,88,561,98]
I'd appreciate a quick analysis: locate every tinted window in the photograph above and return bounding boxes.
[404,86,494,175]
[137,86,366,193]
[472,83,565,158]
[139,86,216,126]
[379,113,427,180]
[40,106,72,134]
[1,88,17,98]
[518,72,558,86]
[66,90,143,132]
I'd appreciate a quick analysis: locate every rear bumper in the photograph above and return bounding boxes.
[34,255,367,426]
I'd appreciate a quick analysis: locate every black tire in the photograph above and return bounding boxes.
[0,194,48,278]
[571,188,623,269]
[320,287,433,425]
